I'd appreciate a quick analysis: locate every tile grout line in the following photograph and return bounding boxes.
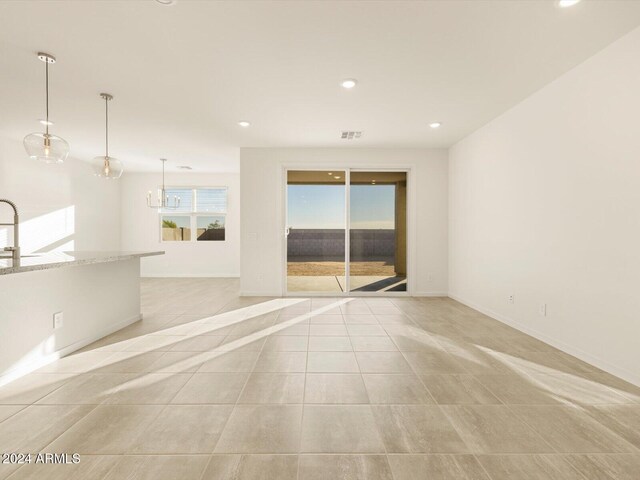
[152,297,243,407]
[383,310,485,473]
[347,307,395,477]
[504,402,640,455]
[207,298,277,457]
[127,293,254,469]
[6,283,640,475]
[0,404,28,427]
[24,403,102,466]
[383,314,440,406]
[8,451,638,457]
[385,302,500,461]
[296,299,313,480]
[472,453,498,480]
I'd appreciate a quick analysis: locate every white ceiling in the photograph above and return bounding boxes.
[1,1,639,173]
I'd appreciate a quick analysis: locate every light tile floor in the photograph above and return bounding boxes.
[1,278,639,479]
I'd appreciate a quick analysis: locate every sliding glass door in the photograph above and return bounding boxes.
[286,169,408,295]
[349,171,407,292]
[286,170,346,293]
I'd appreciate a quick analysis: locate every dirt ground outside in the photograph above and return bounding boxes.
[287,260,396,276]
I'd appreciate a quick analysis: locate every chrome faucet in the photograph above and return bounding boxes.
[0,199,20,264]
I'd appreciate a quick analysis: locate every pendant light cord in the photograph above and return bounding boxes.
[45,60,49,136]
[105,95,109,158]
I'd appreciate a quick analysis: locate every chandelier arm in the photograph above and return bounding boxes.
[147,159,178,209]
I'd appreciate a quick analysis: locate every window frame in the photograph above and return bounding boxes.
[158,186,228,243]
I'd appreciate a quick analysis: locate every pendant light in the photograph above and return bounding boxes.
[23,52,70,164]
[146,159,181,209]
[91,93,123,179]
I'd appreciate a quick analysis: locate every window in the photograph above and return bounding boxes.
[160,187,227,242]
[161,215,191,241]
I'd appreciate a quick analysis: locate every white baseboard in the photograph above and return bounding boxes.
[240,290,450,298]
[58,313,143,357]
[240,290,283,297]
[449,293,640,388]
[0,313,142,386]
[142,273,240,278]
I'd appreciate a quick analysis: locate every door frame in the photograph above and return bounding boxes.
[281,165,414,297]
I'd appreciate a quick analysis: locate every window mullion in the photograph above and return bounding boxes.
[192,188,196,242]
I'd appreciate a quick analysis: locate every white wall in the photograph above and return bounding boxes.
[0,135,131,381]
[120,172,240,277]
[449,27,640,385]
[240,148,448,296]
[0,136,120,254]
[0,259,141,380]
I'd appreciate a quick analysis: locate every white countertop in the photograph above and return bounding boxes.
[0,251,164,276]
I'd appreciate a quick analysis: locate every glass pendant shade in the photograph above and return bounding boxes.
[93,93,123,179]
[24,53,69,164]
[92,155,123,179]
[23,132,70,164]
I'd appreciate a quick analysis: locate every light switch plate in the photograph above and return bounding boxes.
[53,312,64,329]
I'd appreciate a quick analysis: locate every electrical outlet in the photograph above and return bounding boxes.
[539,303,547,316]
[53,312,64,329]
[508,295,514,304]
[427,274,433,282]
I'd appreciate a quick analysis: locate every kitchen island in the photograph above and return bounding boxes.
[0,251,163,381]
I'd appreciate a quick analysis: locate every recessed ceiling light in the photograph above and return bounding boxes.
[340,79,357,89]
[558,0,581,7]
[429,122,442,129]
[334,176,341,179]
[328,172,333,175]
[155,0,177,5]
[238,121,251,127]
[38,119,54,126]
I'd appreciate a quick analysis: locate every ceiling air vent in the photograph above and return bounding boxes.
[177,166,193,170]
[341,131,362,140]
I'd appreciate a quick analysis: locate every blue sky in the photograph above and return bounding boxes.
[287,184,395,229]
